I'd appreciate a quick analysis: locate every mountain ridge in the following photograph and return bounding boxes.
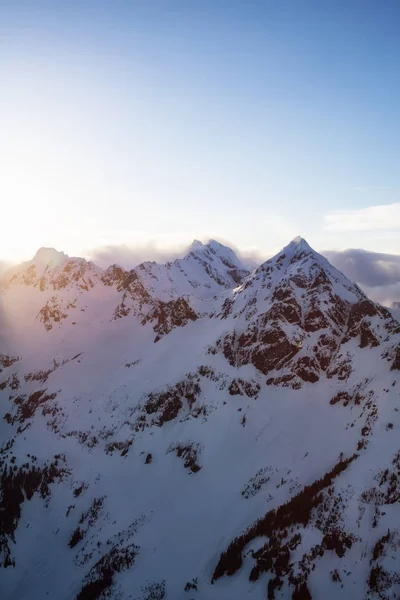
[0,236,399,600]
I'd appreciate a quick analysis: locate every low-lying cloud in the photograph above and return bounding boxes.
[86,239,266,271]
[323,249,400,287]
[323,248,400,306]
[86,243,186,270]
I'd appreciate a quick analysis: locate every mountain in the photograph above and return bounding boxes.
[135,238,250,301]
[1,240,249,344]
[0,237,399,600]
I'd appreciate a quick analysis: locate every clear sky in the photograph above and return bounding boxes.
[1,0,400,263]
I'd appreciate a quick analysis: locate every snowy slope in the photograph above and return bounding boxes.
[134,239,250,302]
[0,240,249,349]
[0,237,400,600]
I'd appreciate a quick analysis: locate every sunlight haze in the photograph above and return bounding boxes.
[1,1,400,264]
[2,5,400,599]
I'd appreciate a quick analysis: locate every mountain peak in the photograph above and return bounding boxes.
[207,239,225,251]
[186,239,239,259]
[285,236,313,254]
[32,247,68,267]
[264,236,315,269]
[186,239,230,257]
[248,235,366,307]
[185,239,248,270]
[187,239,204,253]
[291,235,305,244]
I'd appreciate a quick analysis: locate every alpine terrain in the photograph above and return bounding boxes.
[0,236,399,600]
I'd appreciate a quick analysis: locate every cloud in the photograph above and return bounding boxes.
[323,249,400,287]
[86,242,187,270]
[359,282,400,308]
[323,248,400,306]
[84,237,269,272]
[209,237,268,269]
[323,202,400,232]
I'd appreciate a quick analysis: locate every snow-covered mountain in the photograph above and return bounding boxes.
[1,240,249,344]
[0,237,399,600]
[135,239,250,301]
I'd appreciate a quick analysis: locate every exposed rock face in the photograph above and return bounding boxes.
[344,300,382,347]
[1,240,248,338]
[391,346,400,370]
[0,236,399,600]
[142,298,198,342]
[211,237,396,388]
[4,252,101,293]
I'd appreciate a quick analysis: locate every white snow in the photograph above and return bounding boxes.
[0,237,399,600]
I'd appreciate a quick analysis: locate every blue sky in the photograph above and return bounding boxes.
[1,0,400,262]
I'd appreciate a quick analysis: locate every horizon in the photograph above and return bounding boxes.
[1,1,400,267]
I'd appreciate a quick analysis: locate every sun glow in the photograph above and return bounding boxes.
[2,166,67,264]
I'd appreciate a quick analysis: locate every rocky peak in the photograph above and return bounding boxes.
[128,240,251,302]
[284,235,313,257]
[207,239,231,255]
[182,239,250,285]
[268,236,331,272]
[187,239,204,253]
[253,236,366,304]
[3,249,103,293]
[213,238,397,387]
[185,238,246,267]
[32,247,68,269]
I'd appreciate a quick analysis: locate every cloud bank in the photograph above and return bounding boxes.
[86,239,266,271]
[323,248,400,306]
[86,243,186,270]
[323,249,400,287]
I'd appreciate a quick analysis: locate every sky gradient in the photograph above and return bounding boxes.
[1,0,400,263]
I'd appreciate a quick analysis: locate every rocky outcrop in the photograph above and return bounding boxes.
[143,297,198,342]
